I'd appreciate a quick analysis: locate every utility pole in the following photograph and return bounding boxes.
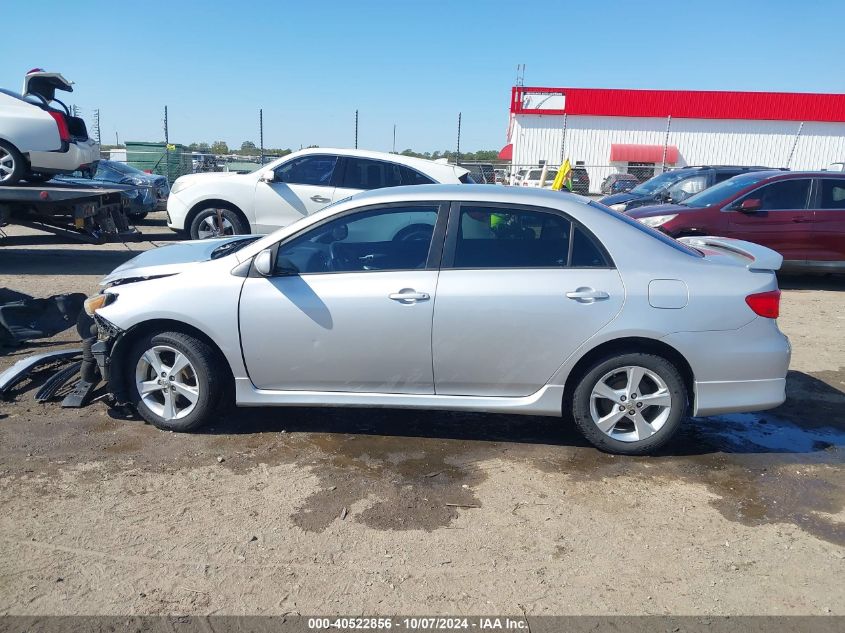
[115,132,119,146]
[259,108,264,164]
[392,124,396,153]
[354,110,359,149]
[456,112,462,164]
[163,105,170,183]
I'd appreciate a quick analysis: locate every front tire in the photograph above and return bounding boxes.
[0,140,26,186]
[571,352,687,455]
[127,331,225,431]
[189,205,249,240]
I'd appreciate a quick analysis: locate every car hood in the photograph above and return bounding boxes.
[100,237,250,286]
[599,191,644,206]
[625,203,697,218]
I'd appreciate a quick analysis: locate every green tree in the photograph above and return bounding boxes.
[210,141,229,155]
[241,141,257,153]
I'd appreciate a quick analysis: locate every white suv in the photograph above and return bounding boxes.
[166,148,471,239]
[0,70,100,186]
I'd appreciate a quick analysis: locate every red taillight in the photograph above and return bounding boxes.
[48,111,71,142]
[745,290,781,318]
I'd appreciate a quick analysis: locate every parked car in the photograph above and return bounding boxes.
[166,148,471,239]
[520,167,558,188]
[67,160,170,220]
[571,166,590,195]
[494,168,507,184]
[601,173,639,195]
[85,185,789,455]
[600,165,783,212]
[625,171,845,273]
[0,70,99,186]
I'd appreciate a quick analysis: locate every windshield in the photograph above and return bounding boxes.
[681,172,773,208]
[105,161,146,177]
[630,170,697,195]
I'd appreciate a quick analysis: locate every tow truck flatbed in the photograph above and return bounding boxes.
[0,179,141,244]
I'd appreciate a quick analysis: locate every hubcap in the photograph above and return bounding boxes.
[197,211,234,239]
[0,148,16,182]
[135,345,199,421]
[589,365,672,443]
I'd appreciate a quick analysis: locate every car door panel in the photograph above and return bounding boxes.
[726,179,814,261]
[239,271,437,393]
[432,269,624,397]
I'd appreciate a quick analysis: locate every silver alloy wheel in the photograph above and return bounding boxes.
[135,345,200,421]
[589,365,672,443]
[0,147,16,183]
[197,211,234,239]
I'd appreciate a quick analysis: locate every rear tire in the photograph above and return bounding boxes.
[24,172,53,183]
[0,140,26,186]
[189,205,249,240]
[570,352,687,455]
[126,331,225,432]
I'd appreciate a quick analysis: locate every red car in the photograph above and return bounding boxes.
[625,171,845,273]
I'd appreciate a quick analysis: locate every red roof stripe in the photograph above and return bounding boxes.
[511,86,845,122]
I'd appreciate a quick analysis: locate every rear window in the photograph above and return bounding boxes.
[459,172,476,184]
[819,178,845,210]
[588,201,703,257]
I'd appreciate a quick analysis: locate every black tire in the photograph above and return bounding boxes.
[126,331,225,432]
[0,140,27,186]
[570,352,687,455]
[189,205,249,240]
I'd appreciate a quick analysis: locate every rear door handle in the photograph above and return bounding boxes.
[791,216,811,223]
[310,195,331,203]
[566,287,609,303]
[389,289,430,303]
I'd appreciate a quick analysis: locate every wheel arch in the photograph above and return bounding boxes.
[561,336,695,415]
[185,199,250,235]
[109,318,235,402]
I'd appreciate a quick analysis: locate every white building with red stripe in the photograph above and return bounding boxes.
[501,86,845,193]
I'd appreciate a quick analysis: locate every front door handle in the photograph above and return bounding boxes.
[310,195,331,203]
[388,289,430,303]
[566,287,609,303]
[791,216,812,223]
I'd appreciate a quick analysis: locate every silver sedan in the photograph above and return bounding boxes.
[85,185,790,454]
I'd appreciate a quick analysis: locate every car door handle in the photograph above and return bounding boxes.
[791,216,812,223]
[388,290,430,303]
[566,287,609,303]
[310,195,331,203]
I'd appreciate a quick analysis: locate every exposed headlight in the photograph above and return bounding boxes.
[638,214,678,228]
[84,292,117,316]
[609,203,627,212]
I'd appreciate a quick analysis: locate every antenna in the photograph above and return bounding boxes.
[515,64,525,87]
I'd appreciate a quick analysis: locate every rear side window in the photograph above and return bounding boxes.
[451,206,609,269]
[400,166,435,186]
[818,179,845,210]
[341,158,403,190]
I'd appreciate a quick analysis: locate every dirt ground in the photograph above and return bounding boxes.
[0,214,843,616]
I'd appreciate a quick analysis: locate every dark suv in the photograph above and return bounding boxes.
[600,165,784,212]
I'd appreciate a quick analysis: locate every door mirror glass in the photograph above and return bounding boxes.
[739,198,762,213]
[254,248,274,276]
[259,170,274,183]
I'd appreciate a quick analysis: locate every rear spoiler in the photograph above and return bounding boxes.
[678,236,783,272]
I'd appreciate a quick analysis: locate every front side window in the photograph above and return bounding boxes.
[276,205,439,274]
[818,179,845,210]
[341,158,403,190]
[452,206,607,269]
[274,155,337,186]
[667,174,708,201]
[737,179,811,211]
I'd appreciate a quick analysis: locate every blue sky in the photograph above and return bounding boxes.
[3,0,844,152]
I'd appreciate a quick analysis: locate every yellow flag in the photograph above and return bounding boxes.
[552,158,572,191]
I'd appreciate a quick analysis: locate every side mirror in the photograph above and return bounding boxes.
[259,170,274,183]
[254,248,274,276]
[738,198,762,213]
